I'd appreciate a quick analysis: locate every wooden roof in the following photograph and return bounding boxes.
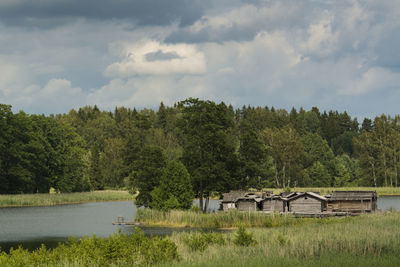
[330,191,377,201]
[261,195,286,202]
[236,196,263,203]
[222,191,247,203]
[286,192,327,202]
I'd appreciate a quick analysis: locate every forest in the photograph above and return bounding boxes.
[1,98,399,210]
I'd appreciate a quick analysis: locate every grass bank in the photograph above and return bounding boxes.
[135,209,343,228]
[0,190,135,208]
[160,211,400,267]
[1,212,399,266]
[263,187,400,196]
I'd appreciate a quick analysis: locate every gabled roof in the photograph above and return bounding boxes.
[330,191,377,201]
[261,195,286,202]
[236,196,263,203]
[287,192,327,202]
[222,191,246,203]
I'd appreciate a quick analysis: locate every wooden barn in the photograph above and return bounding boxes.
[261,195,286,212]
[287,192,327,213]
[327,191,378,213]
[236,194,263,211]
[221,191,246,211]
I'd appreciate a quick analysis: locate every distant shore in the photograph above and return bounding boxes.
[0,190,135,208]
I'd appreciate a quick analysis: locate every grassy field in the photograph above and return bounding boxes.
[0,211,399,266]
[263,187,400,196]
[0,190,135,208]
[135,209,326,228]
[159,211,400,267]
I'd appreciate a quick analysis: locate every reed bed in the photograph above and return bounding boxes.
[136,209,335,228]
[263,187,400,196]
[159,211,400,267]
[0,190,135,208]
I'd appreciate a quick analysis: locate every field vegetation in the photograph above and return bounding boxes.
[159,211,400,267]
[0,190,135,208]
[136,209,345,228]
[1,212,399,266]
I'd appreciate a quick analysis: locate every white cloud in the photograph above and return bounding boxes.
[300,10,339,57]
[338,67,400,96]
[104,40,207,77]
[3,79,86,114]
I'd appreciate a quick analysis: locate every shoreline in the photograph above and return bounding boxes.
[0,198,135,208]
[0,190,135,208]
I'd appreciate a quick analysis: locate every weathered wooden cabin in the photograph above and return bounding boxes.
[236,194,263,211]
[261,195,286,212]
[222,191,246,211]
[287,192,327,213]
[327,191,378,213]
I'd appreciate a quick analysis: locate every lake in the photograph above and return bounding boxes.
[0,196,398,252]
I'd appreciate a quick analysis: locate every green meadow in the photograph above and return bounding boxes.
[0,212,399,266]
[159,211,400,267]
[0,190,135,208]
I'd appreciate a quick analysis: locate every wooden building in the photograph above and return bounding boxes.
[261,195,286,212]
[221,191,246,211]
[287,192,327,213]
[327,191,378,213]
[236,194,263,211]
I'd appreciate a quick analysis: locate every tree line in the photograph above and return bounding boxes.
[1,99,399,211]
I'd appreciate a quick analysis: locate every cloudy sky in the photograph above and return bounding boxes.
[0,0,399,118]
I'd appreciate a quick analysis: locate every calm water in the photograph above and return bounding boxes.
[0,197,398,252]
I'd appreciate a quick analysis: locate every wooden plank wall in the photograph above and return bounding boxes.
[237,201,257,211]
[262,200,284,212]
[289,197,322,213]
[328,201,372,212]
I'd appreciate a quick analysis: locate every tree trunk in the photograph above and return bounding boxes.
[393,152,398,187]
[282,163,286,188]
[274,162,280,187]
[383,153,388,187]
[204,196,209,213]
[371,162,377,187]
[199,181,204,212]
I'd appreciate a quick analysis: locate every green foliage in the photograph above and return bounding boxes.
[3,100,400,194]
[233,226,257,246]
[305,161,331,187]
[150,161,194,211]
[0,228,179,266]
[182,232,226,252]
[178,98,239,212]
[131,146,166,207]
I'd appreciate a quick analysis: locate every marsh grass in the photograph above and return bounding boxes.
[0,190,135,208]
[135,209,338,228]
[264,187,400,196]
[160,212,400,267]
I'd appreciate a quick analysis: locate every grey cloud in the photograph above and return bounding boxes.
[145,50,181,61]
[0,0,210,28]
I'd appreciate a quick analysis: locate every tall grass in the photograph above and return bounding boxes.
[263,187,400,196]
[0,190,135,208]
[136,209,336,228]
[159,212,400,267]
[0,229,178,266]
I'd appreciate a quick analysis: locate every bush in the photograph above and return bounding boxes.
[0,228,179,266]
[233,226,257,246]
[183,232,226,252]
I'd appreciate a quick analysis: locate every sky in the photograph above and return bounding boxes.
[0,0,399,119]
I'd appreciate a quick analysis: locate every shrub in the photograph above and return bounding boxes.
[183,232,226,252]
[233,226,257,246]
